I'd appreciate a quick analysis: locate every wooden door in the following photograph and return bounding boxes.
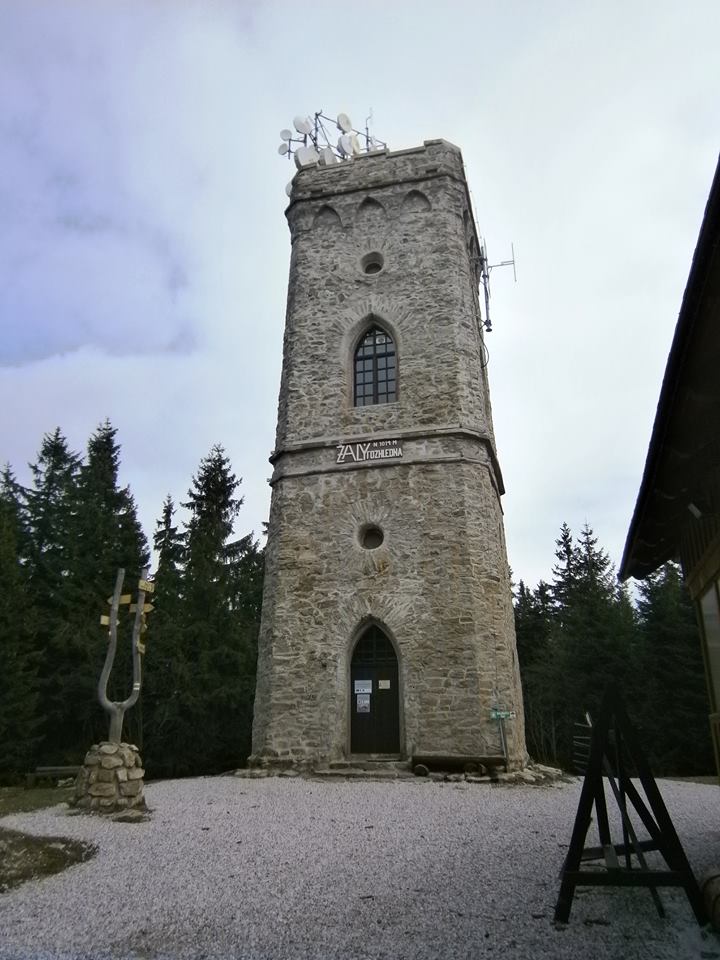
[350,626,400,754]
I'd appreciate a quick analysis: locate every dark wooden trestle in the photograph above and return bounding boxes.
[554,686,706,925]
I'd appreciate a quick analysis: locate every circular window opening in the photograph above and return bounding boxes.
[359,524,384,550]
[361,252,384,275]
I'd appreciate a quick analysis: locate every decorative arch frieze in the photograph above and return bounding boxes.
[355,196,387,226]
[401,189,432,214]
[312,204,342,229]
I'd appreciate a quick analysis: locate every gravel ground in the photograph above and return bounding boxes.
[0,776,718,960]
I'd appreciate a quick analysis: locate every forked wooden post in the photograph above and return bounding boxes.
[98,567,152,744]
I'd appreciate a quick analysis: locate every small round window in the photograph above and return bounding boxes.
[361,252,384,276]
[359,524,384,550]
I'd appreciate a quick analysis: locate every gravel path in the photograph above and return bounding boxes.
[0,776,718,960]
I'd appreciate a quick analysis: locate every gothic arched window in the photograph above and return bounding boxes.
[354,326,397,406]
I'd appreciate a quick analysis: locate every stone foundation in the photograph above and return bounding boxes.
[72,741,147,814]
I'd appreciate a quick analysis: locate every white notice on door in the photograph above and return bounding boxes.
[357,694,371,713]
[354,680,372,694]
[378,679,390,690]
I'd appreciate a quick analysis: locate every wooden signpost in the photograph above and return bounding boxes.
[97,567,154,744]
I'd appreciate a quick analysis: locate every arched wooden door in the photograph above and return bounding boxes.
[350,626,400,754]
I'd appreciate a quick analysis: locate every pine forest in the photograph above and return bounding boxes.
[0,424,263,781]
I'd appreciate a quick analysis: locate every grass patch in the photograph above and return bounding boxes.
[0,785,74,818]
[0,786,95,894]
[0,827,95,893]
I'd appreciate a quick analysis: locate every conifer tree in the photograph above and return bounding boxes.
[142,495,189,774]
[179,445,258,773]
[548,523,636,765]
[25,428,81,580]
[75,421,149,590]
[635,563,713,774]
[0,468,40,777]
[79,422,149,745]
[34,422,149,760]
[514,579,559,760]
[23,430,82,762]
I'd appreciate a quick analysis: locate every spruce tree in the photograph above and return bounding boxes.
[23,430,82,763]
[25,428,81,579]
[0,468,40,778]
[37,422,149,760]
[635,563,713,774]
[179,445,257,774]
[142,495,189,775]
[549,523,638,766]
[514,579,559,761]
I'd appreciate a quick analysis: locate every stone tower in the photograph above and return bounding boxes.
[251,139,527,771]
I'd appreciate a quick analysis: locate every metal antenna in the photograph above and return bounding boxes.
[277,110,388,194]
[479,241,517,333]
[365,108,373,149]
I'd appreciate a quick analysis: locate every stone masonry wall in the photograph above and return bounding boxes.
[252,458,525,766]
[251,140,527,769]
[274,140,497,468]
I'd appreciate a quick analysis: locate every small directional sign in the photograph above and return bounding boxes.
[491,708,516,720]
[100,615,110,626]
[129,603,154,613]
[138,579,155,594]
[106,594,132,605]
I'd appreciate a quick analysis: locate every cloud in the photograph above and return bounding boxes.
[1,0,719,587]
[0,1,265,366]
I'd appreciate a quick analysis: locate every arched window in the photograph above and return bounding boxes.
[354,326,396,406]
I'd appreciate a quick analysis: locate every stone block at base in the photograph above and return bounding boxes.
[72,742,147,815]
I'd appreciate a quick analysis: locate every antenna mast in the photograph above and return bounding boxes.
[277,110,387,196]
[479,241,517,333]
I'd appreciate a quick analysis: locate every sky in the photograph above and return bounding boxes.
[1,0,719,589]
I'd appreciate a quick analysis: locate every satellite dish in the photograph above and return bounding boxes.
[337,134,352,157]
[294,145,320,169]
[285,182,294,198]
[280,129,292,141]
[293,115,313,136]
[278,143,289,156]
[348,133,361,155]
[336,113,352,133]
[319,146,337,166]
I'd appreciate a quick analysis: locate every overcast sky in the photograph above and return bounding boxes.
[1,0,718,589]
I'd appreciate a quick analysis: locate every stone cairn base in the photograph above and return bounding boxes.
[71,742,147,814]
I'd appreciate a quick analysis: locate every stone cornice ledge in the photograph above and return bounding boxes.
[270,425,505,495]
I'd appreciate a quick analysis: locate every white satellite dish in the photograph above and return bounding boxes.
[285,181,294,198]
[319,146,337,166]
[293,115,313,136]
[280,129,292,141]
[337,134,352,157]
[347,133,361,155]
[278,143,289,156]
[336,113,352,133]
[294,145,320,169]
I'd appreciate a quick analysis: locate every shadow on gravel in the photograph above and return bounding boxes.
[0,826,96,893]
